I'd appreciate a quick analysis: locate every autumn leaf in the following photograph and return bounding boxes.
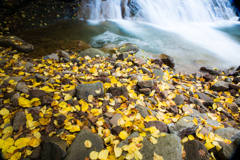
[84,140,92,148]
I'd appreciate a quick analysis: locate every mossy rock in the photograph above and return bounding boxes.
[78,48,107,58]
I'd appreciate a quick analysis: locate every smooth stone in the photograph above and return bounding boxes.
[210,81,229,92]
[16,82,29,94]
[78,48,106,58]
[13,111,26,131]
[214,128,240,140]
[75,82,104,100]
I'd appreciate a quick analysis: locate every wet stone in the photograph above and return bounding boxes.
[145,121,168,133]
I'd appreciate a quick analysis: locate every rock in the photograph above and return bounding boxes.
[64,130,104,160]
[153,69,165,82]
[87,114,98,124]
[189,97,208,112]
[118,43,139,53]
[196,92,214,107]
[13,111,26,131]
[229,102,239,114]
[11,92,20,102]
[25,61,34,68]
[35,74,48,82]
[140,67,151,74]
[191,109,220,127]
[43,53,59,61]
[140,133,182,160]
[210,81,229,92]
[173,95,184,105]
[29,146,41,159]
[214,128,240,140]
[58,50,70,59]
[75,82,104,100]
[135,105,151,118]
[112,126,123,135]
[139,88,151,93]
[107,87,128,98]
[168,116,198,139]
[170,105,178,114]
[0,36,33,53]
[29,89,47,99]
[183,140,210,160]
[3,76,23,84]
[116,53,128,61]
[138,80,154,88]
[41,136,67,160]
[41,96,54,105]
[0,60,7,65]
[229,83,240,90]
[63,58,71,63]
[134,49,149,61]
[162,56,175,68]
[109,113,122,126]
[57,114,66,125]
[15,82,29,94]
[153,59,163,67]
[203,74,214,81]
[94,77,111,83]
[233,77,240,84]
[78,48,106,58]
[134,57,146,66]
[145,121,168,133]
[225,77,232,82]
[200,67,218,75]
[219,137,240,160]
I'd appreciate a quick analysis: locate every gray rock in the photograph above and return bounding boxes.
[116,53,128,61]
[11,92,20,102]
[141,67,151,74]
[153,69,165,82]
[63,89,76,97]
[29,89,47,99]
[168,116,198,139]
[0,60,7,64]
[229,83,240,90]
[0,36,33,53]
[135,105,150,118]
[35,74,48,82]
[196,92,214,107]
[145,121,168,133]
[229,102,239,114]
[3,76,23,84]
[138,80,154,88]
[16,82,29,94]
[13,111,26,131]
[134,49,149,62]
[64,130,104,160]
[43,53,59,61]
[41,136,67,160]
[110,113,122,126]
[118,43,139,54]
[189,97,208,112]
[233,77,240,84]
[78,48,106,58]
[63,58,71,63]
[107,87,128,98]
[173,95,184,105]
[192,109,220,127]
[25,62,33,68]
[219,138,240,160]
[58,50,70,59]
[75,82,104,100]
[140,133,181,160]
[214,128,240,140]
[210,81,229,91]
[183,140,210,160]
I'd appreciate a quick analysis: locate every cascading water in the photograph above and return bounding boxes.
[78,0,240,72]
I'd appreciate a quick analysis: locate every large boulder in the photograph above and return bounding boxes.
[0,36,33,53]
[118,43,139,53]
[218,138,240,160]
[214,128,240,140]
[210,81,229,92]
[78,48,106,58]
[64,129,104,160]
[41,136,67,160]
[75,82,104,100]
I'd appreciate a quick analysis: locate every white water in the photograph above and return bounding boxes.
[78,0,240,71]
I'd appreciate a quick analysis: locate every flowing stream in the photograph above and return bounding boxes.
[17,0,240,73]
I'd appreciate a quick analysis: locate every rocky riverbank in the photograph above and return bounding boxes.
[0,37,240,160]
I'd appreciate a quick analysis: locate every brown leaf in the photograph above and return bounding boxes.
[182,149,186,158]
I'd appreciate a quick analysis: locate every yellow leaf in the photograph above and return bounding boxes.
[53,94,60,100]
[80,101,89,112]
[119,131,128,140]
[10,152,21,160]
[126,153,134,159]
[160,133,166,137]
[214,98,220,103]
[15,138,30,149]
[99,149,109,160]
[84,140,92,148]
[196,133,205,140]
[18,97,32,108]
[188,135,195,140]
[88,95,93,102]
[149,136,158,144]
[26,150,32,156]
[114,146,122,158]
[7,146,17,154]
[40,86,55,93]
[134,151,143,160]
[29,137,41,148]
[154,152,164,160]
[212,103,217,110]
[3,126,13,134]
[205,142,215,150]
[64,94,72,101]
[181,137,188,143]
[59,101,67,108]
[192,117,198,125]
[0,108,9,116]
[90,151,98,160]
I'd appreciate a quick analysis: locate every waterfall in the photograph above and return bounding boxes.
[77,0,236,25]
